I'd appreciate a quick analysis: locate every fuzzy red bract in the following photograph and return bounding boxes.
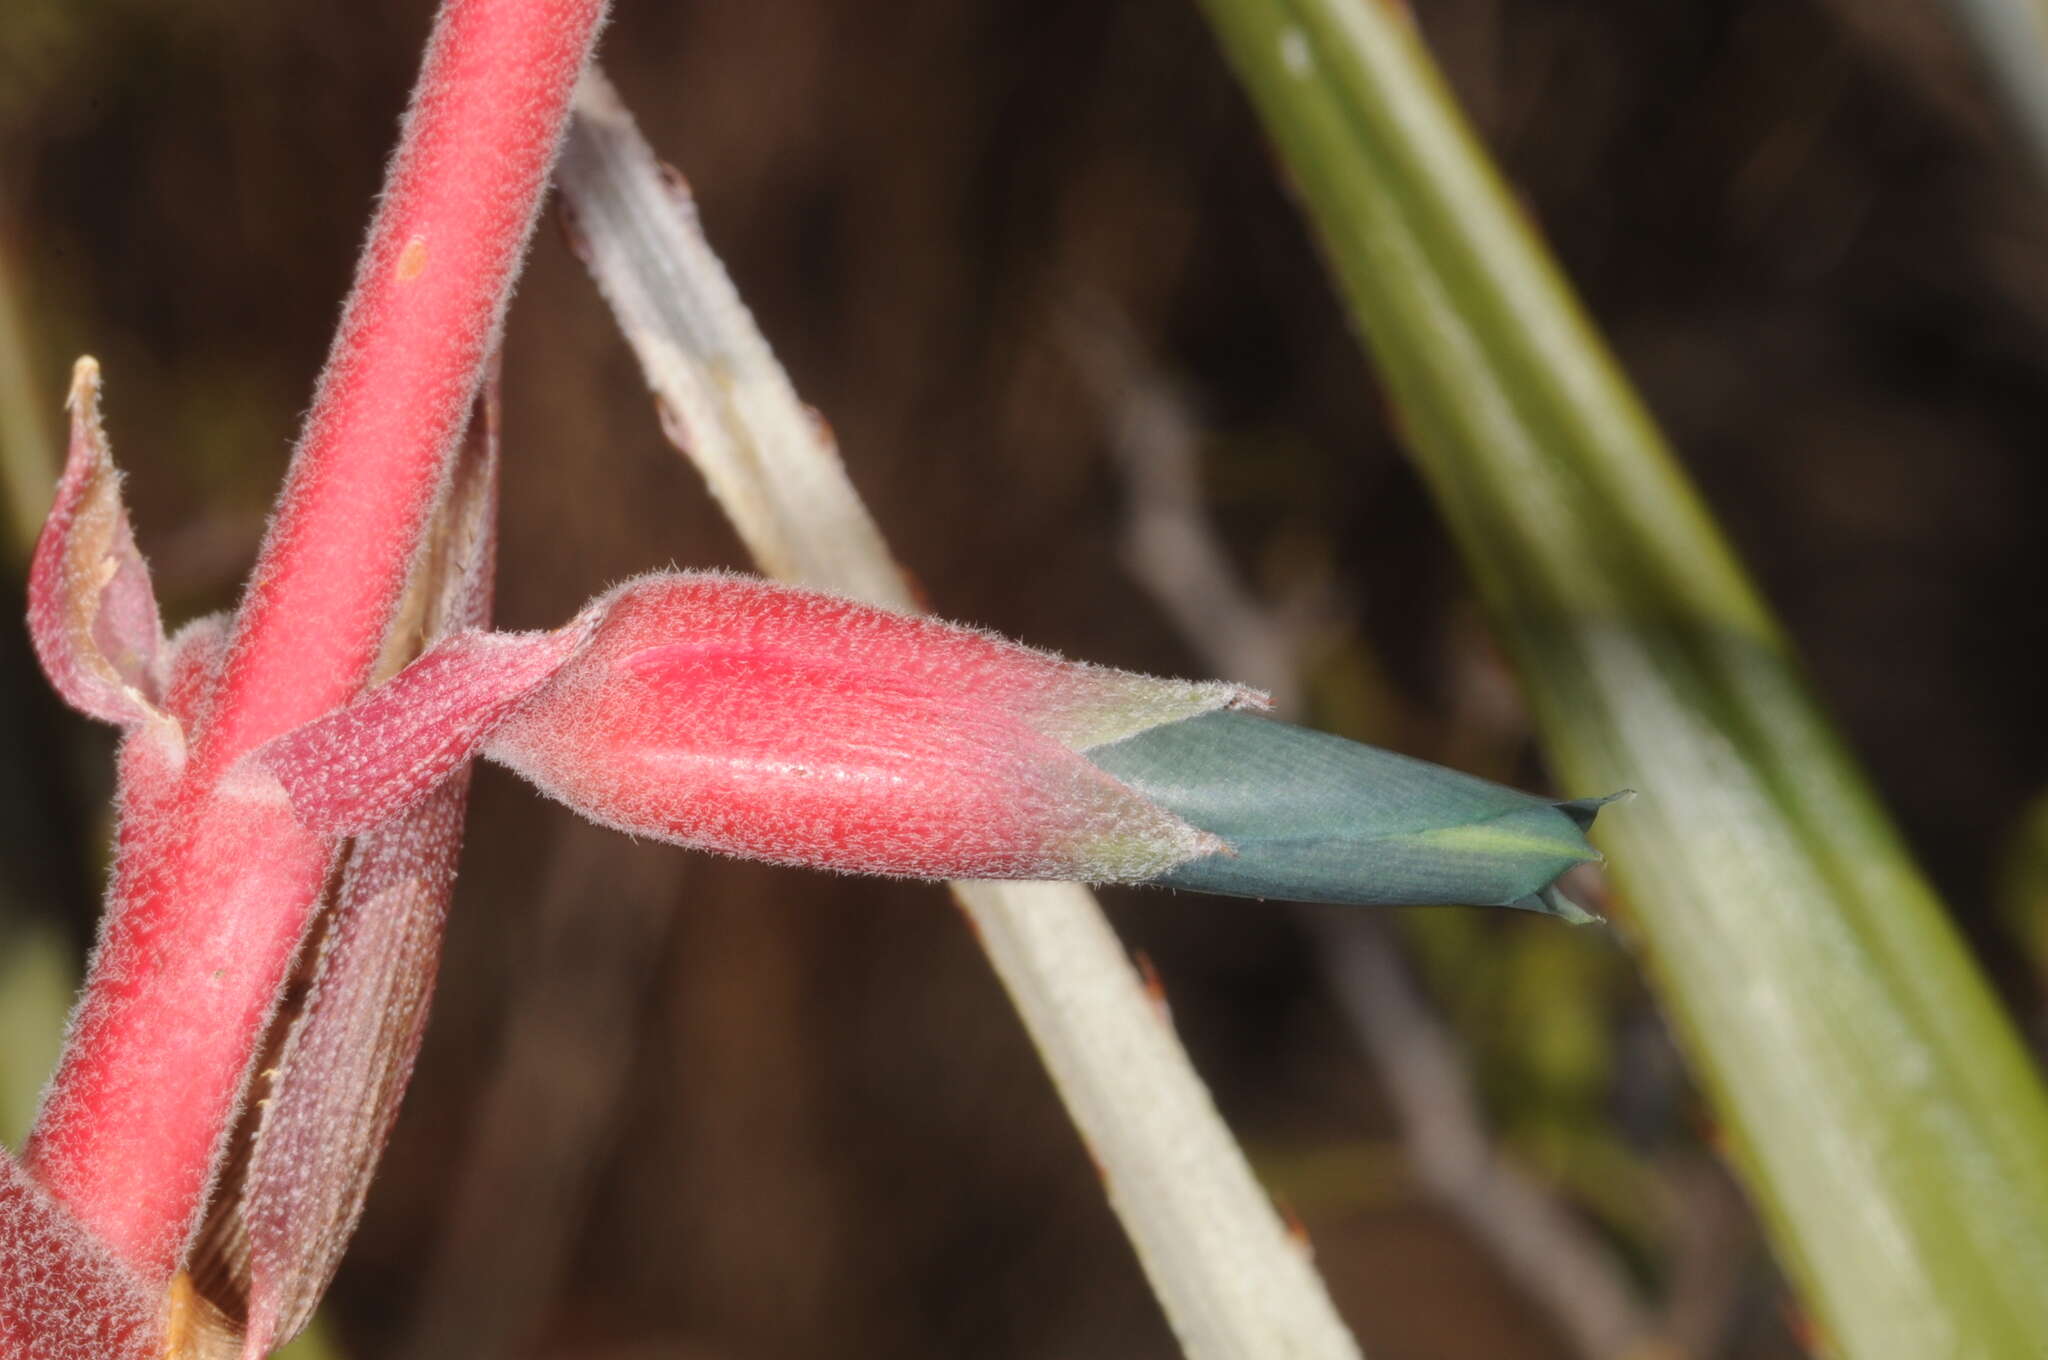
[490,636,1216,880]
[261,572,1256,883]
[258,626,590,837]
[562,573,1259,752]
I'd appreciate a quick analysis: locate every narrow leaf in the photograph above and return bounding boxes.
[26,357,167,727]
[1093,711,1611,920]
[1195,0,2048,1350]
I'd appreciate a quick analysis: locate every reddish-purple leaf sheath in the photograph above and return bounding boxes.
[237,371,505,1355]
[0,1151,160,1360]
[240,778,468,1356]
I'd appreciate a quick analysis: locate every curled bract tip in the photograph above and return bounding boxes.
[28,358,172,730]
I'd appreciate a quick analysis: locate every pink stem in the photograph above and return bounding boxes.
[24,0,607,1282]
[203,0,607,768]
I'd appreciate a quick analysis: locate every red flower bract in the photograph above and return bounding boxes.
[260,573,1263,884]
[491,637,1202,880]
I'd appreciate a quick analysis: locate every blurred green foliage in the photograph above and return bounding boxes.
[1196,0,2048,1353]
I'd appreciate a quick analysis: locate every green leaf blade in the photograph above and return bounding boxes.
[1192,0,2048,1352]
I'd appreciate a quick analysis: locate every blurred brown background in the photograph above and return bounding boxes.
[5,1,2048,1357]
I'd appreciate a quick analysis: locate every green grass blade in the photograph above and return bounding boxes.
[1194,1,2048,1353]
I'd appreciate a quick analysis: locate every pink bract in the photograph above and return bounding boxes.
[261,573,1259,883]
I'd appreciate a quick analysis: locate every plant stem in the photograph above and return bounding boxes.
[24,0,607,1283]
[1193,0,2048,1354]
[556,71,1363,1358]
[1940,0,2048,177]
[200,0,606,769]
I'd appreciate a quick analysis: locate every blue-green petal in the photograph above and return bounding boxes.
[1086,710,1621,922]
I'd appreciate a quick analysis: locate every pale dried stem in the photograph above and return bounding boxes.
[1937,0,2048,177]
[1319,925,1664,1360]
[552,81,899,608]
[557,68,1362,1359]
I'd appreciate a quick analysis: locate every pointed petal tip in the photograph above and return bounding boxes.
[1518,881,1601,926]
[1095,711,1628,912]
[1557,787,1632,827]
[1155,827,1237,874]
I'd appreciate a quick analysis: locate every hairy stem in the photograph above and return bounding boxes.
[25,0,607,1282]
[200,0,607,769]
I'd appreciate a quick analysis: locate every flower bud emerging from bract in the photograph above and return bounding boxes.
[258,573,1620,918]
